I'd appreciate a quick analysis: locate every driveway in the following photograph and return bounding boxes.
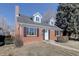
[0,41,79,56]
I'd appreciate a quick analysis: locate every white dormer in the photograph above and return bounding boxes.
[33,12,42,23]
[49,17,56,26]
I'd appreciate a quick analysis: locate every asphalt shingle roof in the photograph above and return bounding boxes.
[17,11,62,31]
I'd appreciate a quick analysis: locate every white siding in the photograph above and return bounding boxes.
[49,17,56,26]
[33,12,42,23]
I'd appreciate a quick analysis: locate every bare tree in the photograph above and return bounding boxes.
[0,16,10,35]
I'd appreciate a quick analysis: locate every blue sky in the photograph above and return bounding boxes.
[0,3,59,27]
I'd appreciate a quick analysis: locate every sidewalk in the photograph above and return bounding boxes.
[43,40,79,52]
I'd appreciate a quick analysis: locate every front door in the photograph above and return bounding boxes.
[44,29,49,40]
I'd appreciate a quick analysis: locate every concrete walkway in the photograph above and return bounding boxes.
[43,40,79,52]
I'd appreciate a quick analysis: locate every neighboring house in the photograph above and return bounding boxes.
[0,28,5,36]
[15,6,63,45]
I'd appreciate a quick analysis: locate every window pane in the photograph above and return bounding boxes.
[36,17,39,21]
[51,22,53,24]
[26,27,37,35]
[56,31,61,36]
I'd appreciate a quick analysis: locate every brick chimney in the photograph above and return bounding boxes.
[15,5,20,37]
[15,5,20,17]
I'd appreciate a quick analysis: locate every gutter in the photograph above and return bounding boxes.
[19,23,63,31]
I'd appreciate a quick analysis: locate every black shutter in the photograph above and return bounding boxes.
[24,27,26,37]
[49,30,50,40]
[37,28,39,37]
[55,30,56,36]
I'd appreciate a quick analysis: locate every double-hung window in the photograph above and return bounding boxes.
[51,21,53,25]
[55,31,61,36]
[27,27,37,36]
[36,17,39,22]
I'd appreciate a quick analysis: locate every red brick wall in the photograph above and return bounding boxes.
[20,26,43,44]
[16,23,62,45]
[50,30,57,40]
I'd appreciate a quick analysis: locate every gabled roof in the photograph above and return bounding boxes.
[33,12,42,18]
[17,14,33,24]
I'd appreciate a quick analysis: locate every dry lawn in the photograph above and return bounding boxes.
[0,42,79,56]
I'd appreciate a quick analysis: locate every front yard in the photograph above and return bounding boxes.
[0,41,79,56]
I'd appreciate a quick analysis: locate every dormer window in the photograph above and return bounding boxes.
[36,17,39,21]
[51,21,54,25]
[50,21,54,26]
[33,12,42,23]
[49,17,56,26]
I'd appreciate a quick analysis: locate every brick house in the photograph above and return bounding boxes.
[15,6,63,45]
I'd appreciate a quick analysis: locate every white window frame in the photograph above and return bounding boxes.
[33,12,42,23]
[56,31,61,36]
[26,27,37,36]
[36,17,40,22]
[49,18,56,26]
[33,16,41,23]
[50,21,54,25]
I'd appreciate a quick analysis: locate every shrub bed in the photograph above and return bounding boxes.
[56,36,69,43]
[5,35,14,45]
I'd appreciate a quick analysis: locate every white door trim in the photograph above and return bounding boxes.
[44,29,49,40]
